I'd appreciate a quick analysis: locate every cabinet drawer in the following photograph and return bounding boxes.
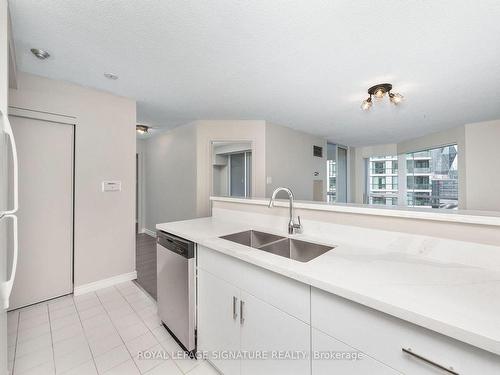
[312,328,401,375]
[198,245,310,323]
[311,288,500,375]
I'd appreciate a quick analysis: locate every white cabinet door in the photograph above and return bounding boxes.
[198,269,241,375]
[312,328,401,375]
[240,291,311,375]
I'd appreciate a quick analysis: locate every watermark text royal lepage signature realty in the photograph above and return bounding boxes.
[137,349,364,361]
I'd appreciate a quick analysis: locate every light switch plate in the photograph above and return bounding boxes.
[102,181,121,192]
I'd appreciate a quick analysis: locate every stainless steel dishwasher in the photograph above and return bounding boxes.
[156,230,196,354]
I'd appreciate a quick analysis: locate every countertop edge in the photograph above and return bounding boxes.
[210,196,500,227]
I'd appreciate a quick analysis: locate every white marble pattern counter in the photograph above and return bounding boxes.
[210,196,500,226]
[157,213,500,356]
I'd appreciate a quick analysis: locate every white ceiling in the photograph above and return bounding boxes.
[9,0,500,146]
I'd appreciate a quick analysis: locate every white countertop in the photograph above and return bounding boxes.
[157,216,500,356]
[211,196,500,226]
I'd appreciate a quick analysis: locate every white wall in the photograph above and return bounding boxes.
[142,123,198,232]
[140,120,266,230]
[464,119,500,211]
[265,123,327,201]
[141,120,329,228]
[9,73,136,288]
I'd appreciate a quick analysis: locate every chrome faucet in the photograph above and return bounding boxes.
[268,187,302,234]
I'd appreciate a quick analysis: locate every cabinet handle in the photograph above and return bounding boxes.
[402,348,459,375]
[232,296,238,320]
[240,300,245,324]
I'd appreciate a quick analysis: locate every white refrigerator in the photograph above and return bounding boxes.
[1,2,17,373]
[0,109,19,375]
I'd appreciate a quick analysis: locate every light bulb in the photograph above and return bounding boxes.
[374,88,385,99]
[361,97,372,111]
[389,92,404,104]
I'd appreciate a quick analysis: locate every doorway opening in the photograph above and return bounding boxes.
[211,141,252,198]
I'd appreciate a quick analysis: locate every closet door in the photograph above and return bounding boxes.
[9,115,73,309]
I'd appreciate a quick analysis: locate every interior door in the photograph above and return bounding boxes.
[240,291,311,375]
[197,269,241,375]
[8,115,74,310]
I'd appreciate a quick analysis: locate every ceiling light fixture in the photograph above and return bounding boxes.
[361,97,372,111]
[30,48,50,60]
[136,125,149,134]
[361,83,404,110]
[104,72,119,80]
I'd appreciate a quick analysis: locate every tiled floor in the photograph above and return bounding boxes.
[136,234,157,300]
[7,281,218,375]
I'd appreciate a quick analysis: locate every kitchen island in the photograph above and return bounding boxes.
[157,197,500,374]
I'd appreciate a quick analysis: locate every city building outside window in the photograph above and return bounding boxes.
[367,156,398,206]
[406,145,458,209]
[327,159,336,203]
[367,144,458,209]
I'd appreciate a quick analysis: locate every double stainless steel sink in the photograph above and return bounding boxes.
[219,230,333,262]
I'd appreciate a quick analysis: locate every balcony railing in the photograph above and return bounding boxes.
[369,168,398,175]
[370,185,398,190]
[407,167,431,174]
[407,184,432,190]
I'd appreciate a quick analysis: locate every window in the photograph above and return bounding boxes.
[406,145,458,209]
[367,156,398,206]
[327,160,336,203]
[366,145,458,209]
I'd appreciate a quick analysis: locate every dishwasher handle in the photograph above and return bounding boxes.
[157,231,194,259]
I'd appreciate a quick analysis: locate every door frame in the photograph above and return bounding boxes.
[135,150,146,234]
[209,140,254,213]
[8,106,76,302]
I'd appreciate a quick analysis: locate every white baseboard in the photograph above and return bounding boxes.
[74,271,137,296]
[142,228,156,237]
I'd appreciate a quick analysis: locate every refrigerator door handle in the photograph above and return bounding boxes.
[0,111,19,216]
[0,214,18,309]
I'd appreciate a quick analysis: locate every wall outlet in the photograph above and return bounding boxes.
[102,181,121,192]
[266,176,272,184]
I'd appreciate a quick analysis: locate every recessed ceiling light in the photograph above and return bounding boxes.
[104,72,119,80]
[30,48,50,60]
